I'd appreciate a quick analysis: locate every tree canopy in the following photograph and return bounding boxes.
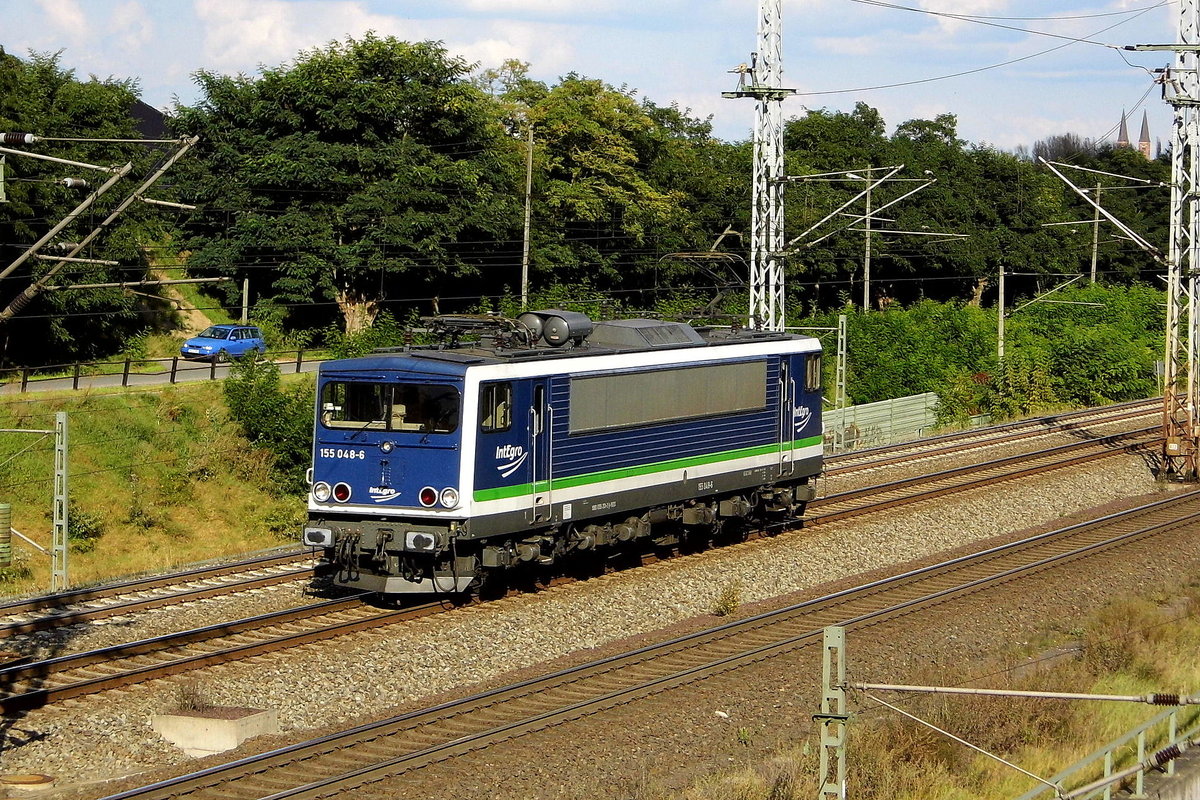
[0,35,1174,366]
[0,48,172,364]
[172,35,517,333]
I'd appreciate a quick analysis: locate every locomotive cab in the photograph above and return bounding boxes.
[304,358,474,593]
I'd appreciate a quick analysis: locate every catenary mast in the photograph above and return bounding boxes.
[1134,0,1200,478]
[724,0,795,331]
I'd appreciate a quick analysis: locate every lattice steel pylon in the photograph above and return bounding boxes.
[723,0,795,331]
[1147,0,1200,479]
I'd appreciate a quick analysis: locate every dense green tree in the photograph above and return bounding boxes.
[476,67,745,307]
[779,107,1098,314]
[1049,145,1170,283]
[172,35,519,333]
[0,48,167,364]
[524,75,691,285]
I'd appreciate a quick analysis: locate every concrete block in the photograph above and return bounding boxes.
[0,774,56,795]
[151,707,279,757]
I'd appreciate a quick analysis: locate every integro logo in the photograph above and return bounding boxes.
[495,444,528,478]
[368,485,400,503]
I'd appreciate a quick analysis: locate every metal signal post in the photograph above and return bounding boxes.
[723,0,795,332]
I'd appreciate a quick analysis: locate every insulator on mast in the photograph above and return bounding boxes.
[60,177,89,189]
[1,133,37,146]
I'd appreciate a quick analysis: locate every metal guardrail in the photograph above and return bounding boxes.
[0,350,324,392]
[1015,707,1200,800]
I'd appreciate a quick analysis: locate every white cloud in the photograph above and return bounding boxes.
[457,0,619,13]
[193,0,410,71]
[109,1,155,51]
[35,0,88,40]
[450,21,577,74]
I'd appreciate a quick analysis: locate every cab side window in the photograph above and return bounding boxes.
[480,383,512,433]
[805,354,822,392]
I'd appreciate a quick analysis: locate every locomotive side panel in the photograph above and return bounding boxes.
[464,355,822,538]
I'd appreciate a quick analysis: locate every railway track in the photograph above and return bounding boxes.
[0,423,1153,714]
[812,424,1157,522]
[0,549,315,641]
[95,486,1200,800]
[0,398,1159,645]
[825,396,1158,474]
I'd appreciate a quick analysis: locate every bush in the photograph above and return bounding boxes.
[0,550,33,587]
[323,311,407,358]
[262,500,306,541]
[250,298,316,351]
[223,359,314,494]
[68,504,106,553]
[713,581,742,617]
[170,680,214,713]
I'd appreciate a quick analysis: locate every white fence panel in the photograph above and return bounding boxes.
[823,392,940,452]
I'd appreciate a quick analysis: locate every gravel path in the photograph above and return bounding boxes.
[4,447,1175,798]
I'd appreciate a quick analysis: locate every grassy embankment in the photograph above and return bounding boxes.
[652,586,1200,800]
[0,378,311,595]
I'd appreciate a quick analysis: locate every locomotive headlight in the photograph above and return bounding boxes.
[440,487,460,508]
[312,482,332,502]
[380,441,394,453]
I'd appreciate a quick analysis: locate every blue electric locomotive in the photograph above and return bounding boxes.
[302,312,823,594]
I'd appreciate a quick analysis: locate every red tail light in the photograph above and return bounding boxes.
[419,486,438,507]
[333,482,352,502]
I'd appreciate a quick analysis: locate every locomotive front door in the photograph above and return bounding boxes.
[528,380,552,524]
[778,360,796,478]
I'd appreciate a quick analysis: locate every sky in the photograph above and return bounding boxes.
[0,0,1182,152]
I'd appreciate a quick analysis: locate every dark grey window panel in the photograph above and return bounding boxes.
[569,361,768,433]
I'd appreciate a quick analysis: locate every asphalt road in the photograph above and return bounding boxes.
[0,357,322,395]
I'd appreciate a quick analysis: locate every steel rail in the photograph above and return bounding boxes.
[0,593,448,713]
[0,549,314,637]
[826,398,1157,474]
[811,429,1156,529]
[0,426,1157,715]
[95,489,1200,800]
[0,400,1153,641]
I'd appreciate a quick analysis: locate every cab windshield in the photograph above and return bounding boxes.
[320,382,460,434]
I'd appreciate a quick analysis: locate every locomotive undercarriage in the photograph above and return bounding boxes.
[311,477,818,595]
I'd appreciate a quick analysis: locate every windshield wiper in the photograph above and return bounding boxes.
[348,418,385,440]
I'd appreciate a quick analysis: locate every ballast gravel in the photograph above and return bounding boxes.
[0,444,1179,795]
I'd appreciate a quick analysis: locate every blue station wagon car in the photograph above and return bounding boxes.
[180,325,266,362]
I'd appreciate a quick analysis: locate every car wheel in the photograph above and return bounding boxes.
[215,349,230,364]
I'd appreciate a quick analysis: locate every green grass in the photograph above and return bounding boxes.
[0,380,310,595]
[664,584,1200,800]
[172,281,237,326]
